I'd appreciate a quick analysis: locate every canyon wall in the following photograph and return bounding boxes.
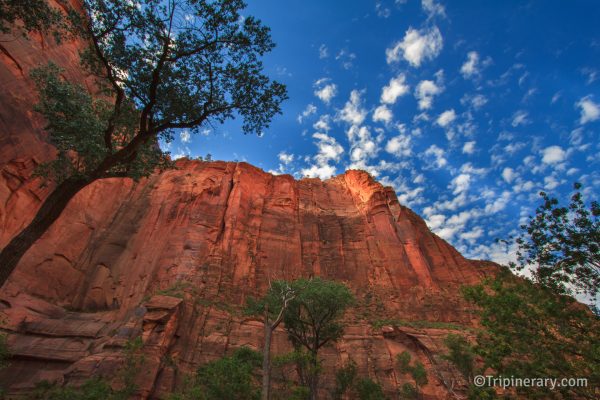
[0,7,497,399]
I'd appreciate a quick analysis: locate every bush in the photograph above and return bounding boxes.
[169,347,261,400]
[332,359,357,399]
[355,378,386,400]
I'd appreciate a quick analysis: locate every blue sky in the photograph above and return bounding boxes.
[163,0,600,264]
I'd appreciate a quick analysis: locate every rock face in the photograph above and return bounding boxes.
[0,9,497,399]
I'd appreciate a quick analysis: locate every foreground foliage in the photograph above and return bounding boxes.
[168,347,261,400]
[333,360,386,400]
[245,280,298,400]
[283,278,355,400]
[513,182,599,304]
[460,269,600,399]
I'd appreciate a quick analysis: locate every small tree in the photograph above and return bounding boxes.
[245,280,297,400]
[282,278,355,400]
[0,0,287,286]
[513,182,599,303]
[396,351,428,399]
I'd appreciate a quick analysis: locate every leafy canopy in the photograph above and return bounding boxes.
[75,0,287,140]
[513,182,599,301]
[245,279,296,325]
[283,277,355,354]
[31,64,168,183]
[0,0,64,36]
[10,0,287,184]
[462,268,600,399]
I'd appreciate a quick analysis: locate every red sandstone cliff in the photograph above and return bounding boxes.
[0,9,498,399]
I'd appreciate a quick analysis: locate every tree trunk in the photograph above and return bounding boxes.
[261,319,273,400]
[309,352,319,400]
[0,177,89,287]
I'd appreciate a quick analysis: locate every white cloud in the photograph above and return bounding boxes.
[319,44,328,59]
[576,96,600,124]
[297,104,317,123]
[301,133,345,180]
[460,51,480,79]
[436,109,456,127]
[471,94,487,109]
[469,240,517,266]
[544,175,562,190]
[424,144,447,168]
[375,1,391,18]
[386,26,443,67]
[313,133,344,163]
[339,90,367,126]
[314,79,337,104]
[385,134,412,157]
[461,93,488,110]
[460,227,483,244]
[501,167,516,183]
[278,152,294,164]
[421,0,446,18]
[541,145,567,165]
[347,125,379,165]
[450,173,471,195]
[460,162,487,176]
[180,130,191,143]
[172,145,192,160]
[313,115,331,132]
[551,92,561,104]
[511,110,529,127]
[415,79,442,110]
[581,67,598,85]
[301,164,336,180]
[380,74,410,104]
[462,141,476,154]
[484,190,510,214]
[373,105,393,124]
[426,214,446,231]
[335,49,356,70]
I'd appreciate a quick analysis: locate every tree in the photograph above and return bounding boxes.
[512,182,599,302]
[282,278,355,400]
[462,268,600,399]
[245,280,298,400]
[0,0,287,285]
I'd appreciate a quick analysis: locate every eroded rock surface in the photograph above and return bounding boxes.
[0,160,497,399]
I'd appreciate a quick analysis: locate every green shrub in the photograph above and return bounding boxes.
[168,347,261,400]
[355,377,386,400]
